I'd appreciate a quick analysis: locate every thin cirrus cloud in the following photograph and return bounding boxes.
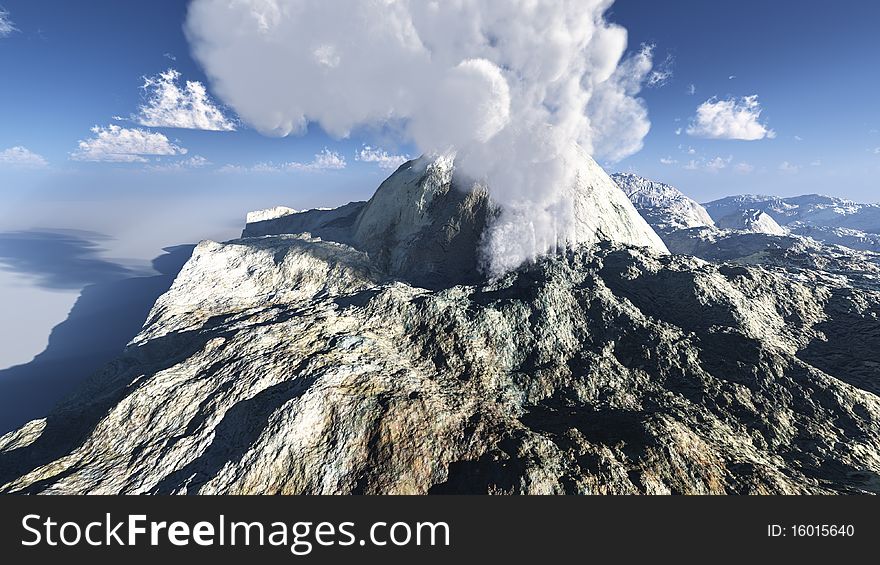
[645,50,674,88]
[779,161,799,173]
[70,125,187,163]
[0,146,49,169]
[146,155,211,172]
[355,146,410,170]
[687,95,776,141]
[0,7,16,38]
[219,149,346,174]
[684,155,732,173]
[133,69,236,131]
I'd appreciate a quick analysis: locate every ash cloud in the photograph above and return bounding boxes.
[186,0,659,274]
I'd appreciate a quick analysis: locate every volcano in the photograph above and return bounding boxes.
[2,152,879,494]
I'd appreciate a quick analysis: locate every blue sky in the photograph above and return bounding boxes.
[1,0,878,205]
[610,0,880,199]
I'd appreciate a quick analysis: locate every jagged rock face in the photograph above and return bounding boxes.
[715,209,786,236]
[351,155,493,287]
[613,173,715,231]
[2,234,879,494]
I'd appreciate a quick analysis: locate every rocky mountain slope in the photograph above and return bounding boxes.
[2,158,879,495]
[714,209,786,236]
[611,173,714,232]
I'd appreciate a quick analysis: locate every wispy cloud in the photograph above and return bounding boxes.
[355,146,410,170]
[646,49,674,88]
[659,157,677,165]
[705,155,732,172]
[734,162,754,174]
[0,146,49,169]
[686,83,696,95]
[71,125,187,163]
[687,95,775,141]
[220,149,346,173]
[134,69,236,131]
[0,7,16,38]
[146,155,211,172]
[779,161,799,173]
[684,155,732,173]
[287,148,346,171]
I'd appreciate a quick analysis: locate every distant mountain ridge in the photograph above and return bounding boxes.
[703,193,880,234]
[615,173,880,254]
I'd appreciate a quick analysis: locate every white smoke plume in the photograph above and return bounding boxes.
[186,0,658,274]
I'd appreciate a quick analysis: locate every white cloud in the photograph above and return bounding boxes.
[287,148,346,171]
[687,147,696,155]
[163,52,177,61]
[686,83,696,95]
[659,157,677,165]
[683,155,731,173]
[355,146,410,170]
[734,162,754,174]
[728,75,737,80]
[779,161,799,173]
[0,8,16,38]
[674,127,682,136]
[687,95,775,140]
[147,155,211,172]
[873,147,880,154]
[71,125,187,163]
[810,160,822,166]
[0,146,49,169]
[794,135,803,141]
[219,162,283,174]
[217,164,246,174]
[705,155,732,172]
[134,69,236,131]
[646,50,673,88]
[220,149,345,173]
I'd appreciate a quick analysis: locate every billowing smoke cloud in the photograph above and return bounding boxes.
[186,0,658,274]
